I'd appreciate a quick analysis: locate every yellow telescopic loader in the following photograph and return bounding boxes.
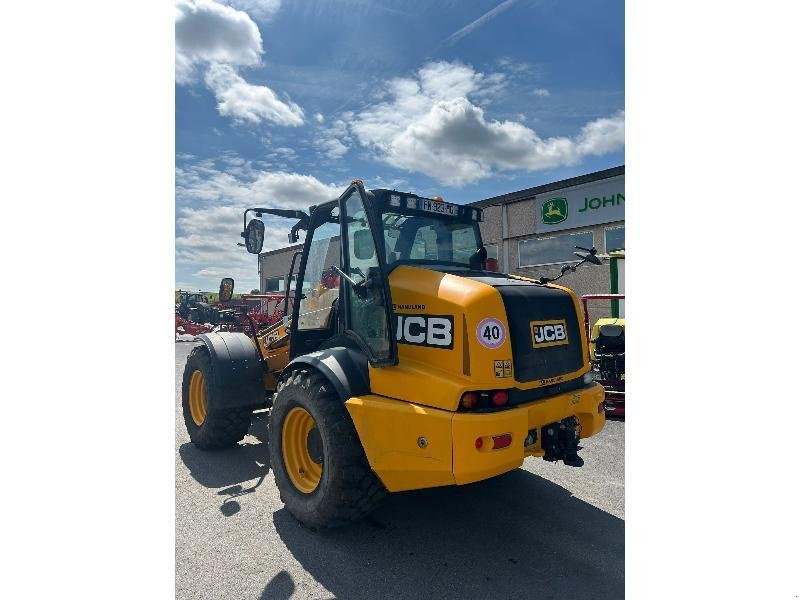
[182,180,606,528]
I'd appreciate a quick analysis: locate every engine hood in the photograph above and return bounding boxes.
[369,265,589,411]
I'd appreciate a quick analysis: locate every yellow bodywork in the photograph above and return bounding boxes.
[254,265,606,493]
[344,265,604,492]
[257,321,291,390]
[346,382,605,492]
[589,317,626,361]
[369,266,590,412]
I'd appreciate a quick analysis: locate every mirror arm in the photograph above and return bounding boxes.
[331,265,360,288]
[242,208,310,239]
[537,246,602,285]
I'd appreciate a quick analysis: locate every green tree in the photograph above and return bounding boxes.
[250,288,260,294]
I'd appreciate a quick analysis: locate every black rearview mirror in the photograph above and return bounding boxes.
[353,229,375,260]
[469,245,488,270]
[574,245,602,265]
[219,277,234,303]
[244,219,265,254]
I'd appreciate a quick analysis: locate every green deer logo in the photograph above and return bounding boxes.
[542,197,568,225]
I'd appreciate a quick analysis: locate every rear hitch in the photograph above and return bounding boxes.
[542,416,584,467]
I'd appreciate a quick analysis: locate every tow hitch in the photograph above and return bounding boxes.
[541,416,584,467]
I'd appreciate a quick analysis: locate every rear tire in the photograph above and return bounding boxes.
[269,368,386,528]
[182,346,251,450]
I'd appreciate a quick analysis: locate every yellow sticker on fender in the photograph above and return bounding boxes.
[530,319,569,348]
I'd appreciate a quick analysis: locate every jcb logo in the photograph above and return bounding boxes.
[530,319,569,348]
[396,314,454,349]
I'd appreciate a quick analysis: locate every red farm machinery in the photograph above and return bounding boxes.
[175,278,285,340]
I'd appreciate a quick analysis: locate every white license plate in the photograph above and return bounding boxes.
[420,199,457,216]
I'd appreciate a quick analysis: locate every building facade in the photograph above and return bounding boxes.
[259,165,624,318]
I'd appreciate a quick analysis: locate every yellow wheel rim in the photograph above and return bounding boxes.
[188,370,208,426]
[282,407,323,494]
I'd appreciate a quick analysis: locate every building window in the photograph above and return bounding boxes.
[265,276,297,292]
[518,231,594,268]
[605,226,625,252]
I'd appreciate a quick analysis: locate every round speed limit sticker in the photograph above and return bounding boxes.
[476,317,507,349]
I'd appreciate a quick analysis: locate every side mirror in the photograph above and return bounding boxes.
[219,277,234,303]
[469,246,488,270]
[574,245,602,265]
[244,219,265,254]
[353,229,375,260]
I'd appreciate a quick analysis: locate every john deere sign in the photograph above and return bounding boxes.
[541,197,568,225]
[534,174,624,233]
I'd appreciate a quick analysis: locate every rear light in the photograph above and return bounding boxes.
[461,391,479,410]
[475,437,483,449]
[492,433,512,449]
[460,390,510,410]
[491,390,509,407]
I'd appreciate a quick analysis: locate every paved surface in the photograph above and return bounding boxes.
[176,341,624,599]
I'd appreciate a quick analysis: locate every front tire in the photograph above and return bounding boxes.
[269,369,386,528]
[181,346,252,450]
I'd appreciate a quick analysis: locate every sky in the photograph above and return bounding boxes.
[175,0,624,293]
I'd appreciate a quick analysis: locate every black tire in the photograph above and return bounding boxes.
[269,368,386,528]
[181,346,252,450]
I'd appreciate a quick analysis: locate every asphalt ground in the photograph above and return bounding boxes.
[175,341,624,600]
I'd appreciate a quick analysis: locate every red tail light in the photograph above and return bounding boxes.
[475,437,483,449]
[492,433,512,449]
[461,391,479,410]
[491,390,509,407]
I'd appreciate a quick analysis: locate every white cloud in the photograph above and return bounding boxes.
[175,0,263,84]
[176,160,343,291]
[315,115,352,159]
[532,88,550,97]
[204,63,304,125]
[176,161,341,210]
[313,112,325,123]
[176,0,304,126]
[575,112,626,155]
[220,0,281,21]
[347,61,625,186]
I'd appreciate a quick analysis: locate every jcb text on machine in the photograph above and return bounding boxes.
[182,180,606,528]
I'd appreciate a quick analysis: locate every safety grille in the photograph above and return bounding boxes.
[495,283,585,383]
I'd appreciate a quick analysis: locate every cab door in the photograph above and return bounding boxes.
[340,186,397,366]
[289,201,342,358]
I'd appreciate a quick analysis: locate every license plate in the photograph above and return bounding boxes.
[420,199,457,216]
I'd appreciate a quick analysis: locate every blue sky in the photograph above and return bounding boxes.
[175,0,624,292]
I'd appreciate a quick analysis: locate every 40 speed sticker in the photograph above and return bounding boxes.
[476,317,507,349]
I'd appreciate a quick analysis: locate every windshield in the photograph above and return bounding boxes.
[381,211,482,267]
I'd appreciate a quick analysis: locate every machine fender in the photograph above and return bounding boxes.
[196,332,265,408]
[284,347,370,402]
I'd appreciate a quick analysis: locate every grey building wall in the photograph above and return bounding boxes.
[476,194,622,317]
[259,243,302,291]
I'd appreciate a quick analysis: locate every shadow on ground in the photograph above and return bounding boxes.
[273,469,623,600]
[179,416,272,515]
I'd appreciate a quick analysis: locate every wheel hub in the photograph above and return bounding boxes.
[282,407,323,493]
[188,370,208,426]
